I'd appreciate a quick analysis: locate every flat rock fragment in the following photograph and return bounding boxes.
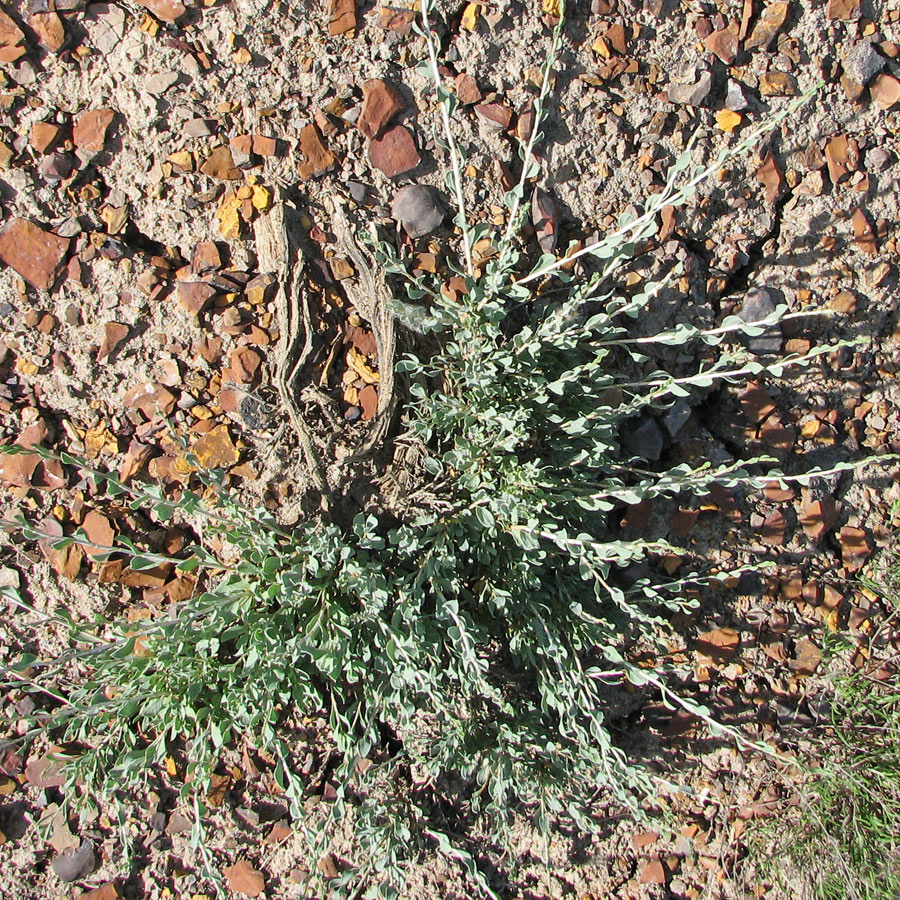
[199,146,241,180]
[0,218,70,291]
[826,0,860,20]
[327,0,357,35]
[454,73,482,105]
[73,108,116,152]
[474,102,513,132]
[52,840,96,883]
[725,78,751,111]
[369,125,419,177]
[744,1,789,51]
[0,10,26,62]
[297,123,336,179]
[824,134,852,183]
[756,151,784,202]
[871,73,900,109]
[29,11,66,52]
[667,70,713,107]
[851,208,876,256]
[138,0,186,24]
[391,185,444,237]
[30,121,62,153]
[177,280,219,314]
[739,287,781,354]
[704,28,738,64]
[358,79,403,139]
[144,70,179,95]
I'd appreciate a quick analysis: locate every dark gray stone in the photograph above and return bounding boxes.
[51,839,96,883]
[739,287,781,355]
[622,415,665,461]
[391,185,445,238]
[40,153,76,182]
[661,399,692,438]
[347,181,369,204]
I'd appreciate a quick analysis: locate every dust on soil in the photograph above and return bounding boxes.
[0,0,899,897]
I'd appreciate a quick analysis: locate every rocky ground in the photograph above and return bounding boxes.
[0,0,899,897]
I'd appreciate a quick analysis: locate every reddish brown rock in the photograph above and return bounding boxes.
[0,9,25,63]
[454,73,482,105]
[358,79,403,139]
[851,208,876,256]
[199,146,242,180]
[744,1,789,51]
[0,218,69,291]
[228,345,263,386]
[230,134,253,155]
[638,858,667,885]
[73,108,116,152]
[29,11,65,53]
[252,134,277,156]
[138,0,187,24]
[474,102,514,132]
[359,384,378,420]
[30,121,62,154]
[231,133,278,157]
[297,123,336,179]
[124,381,177,419]
[176,281,218,315]
[368,125,420,177]
[192,241,222,274]
[327,0,357,35]
[704,27,739,63]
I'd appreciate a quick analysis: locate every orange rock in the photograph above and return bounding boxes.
[639,857,667,885]
[359,384,378,420]
[851,208,877,256]
[30,121,62,154]
[199,146,242,180]
[29,11,65,53]
[252,134,277,156]
[0,9,25,63]
[73,108,116,152]
[0,218,70,291]
[327,0,356,35]
[191,425,239,469]
[297,123,336,179]
[826,0,860,19]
